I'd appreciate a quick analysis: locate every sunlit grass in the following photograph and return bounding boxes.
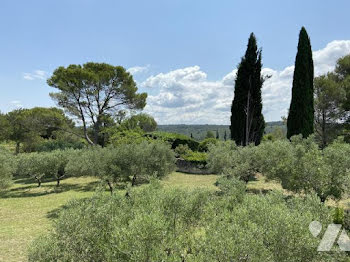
[0,176,99,262]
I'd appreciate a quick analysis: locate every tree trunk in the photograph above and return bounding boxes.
[93,120,101,145]
[131,175,137,187]
[35,177,41,187]
[321,109,327,149]
[15,142,20,155]
[106,180,113,195]
[320,195,327,203]
[56,170,65,187]
[78,103,94,145]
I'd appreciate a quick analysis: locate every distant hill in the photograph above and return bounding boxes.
[157,121,286,141]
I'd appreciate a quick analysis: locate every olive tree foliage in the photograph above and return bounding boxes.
[16,149,76,187]
[28,182,347,262]
[43,149,76,186]
[207,140,237,174]
[255,136,350,202]
[207,141,258,182]
[16,152,48,187]
[208,137,350,201]
[66,141,176,193]
[0,149,15,190]
[47,63,147,146]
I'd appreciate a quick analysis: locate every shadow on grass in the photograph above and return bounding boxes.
[246,188,272,195]
[46,200,89,220]
[0,180,101,199]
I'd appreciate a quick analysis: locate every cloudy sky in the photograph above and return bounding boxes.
[1,0,350,124]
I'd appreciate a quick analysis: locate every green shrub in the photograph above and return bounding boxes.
[207,141,257,182]
[256,135,350,202]
[16,152,49,187]
[0,149,14,190]
[66,141,176,193]
[146,131,199,151]
[182,151,207,165]
[198,138,217,152]
[333,207,345,225]
[207,140,237,174]
[110,129,151,146]
[28,183,345,262]
[215,175,246,203]
[35,139,85,152]
[174,144,191,157]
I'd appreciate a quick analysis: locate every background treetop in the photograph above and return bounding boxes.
[47,62,147,145]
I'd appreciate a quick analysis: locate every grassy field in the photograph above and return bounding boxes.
[0,172,220,262]
[0,172,348,261]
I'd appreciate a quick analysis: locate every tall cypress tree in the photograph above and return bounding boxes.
[287,27,314,139]
[230,33,265,146]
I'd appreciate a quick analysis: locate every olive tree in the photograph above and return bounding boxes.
[207,141,258,182]
[16,152,48,187]
[256,136,350,202]
[29,183,346,262]
[0,149,15,190]
[66,141,176,194]
[44,149,76,186]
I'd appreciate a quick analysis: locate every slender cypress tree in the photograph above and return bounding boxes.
[287,27,314,139]
[230,33,265,146]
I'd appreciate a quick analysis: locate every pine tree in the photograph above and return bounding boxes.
[230,33,265,146]
[287,27,314,139]
[216,130,219,139]
[224,130,227,141]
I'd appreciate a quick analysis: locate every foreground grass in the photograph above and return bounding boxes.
[0,176,99,262]
[0,172,219,261]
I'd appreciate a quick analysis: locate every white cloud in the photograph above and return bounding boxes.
[10,100,23,108]
[141,40,350,124]
[313,40,350,76]
[127,65,150,75]
[23,70,48,81]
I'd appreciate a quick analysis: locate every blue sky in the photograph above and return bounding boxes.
[1,0,350,124]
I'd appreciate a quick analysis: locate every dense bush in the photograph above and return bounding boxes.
[16,152,49,187]
[215,175,246,204]
[207,140,237,174]
[44,149,76,186]
[182,151,207,166]
[28,182,347,261]
[256,136,350,201]
[209,136,350,201]
[207,141,258,182]
[0,149,15,189]
[35,139,85,152]
[109,129,151,146]
[198,137,217,152]
[146,131,199,151]
[16,150,75,187]
[66,141,176,193]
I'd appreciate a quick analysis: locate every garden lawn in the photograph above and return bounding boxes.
[0,172,218,261]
